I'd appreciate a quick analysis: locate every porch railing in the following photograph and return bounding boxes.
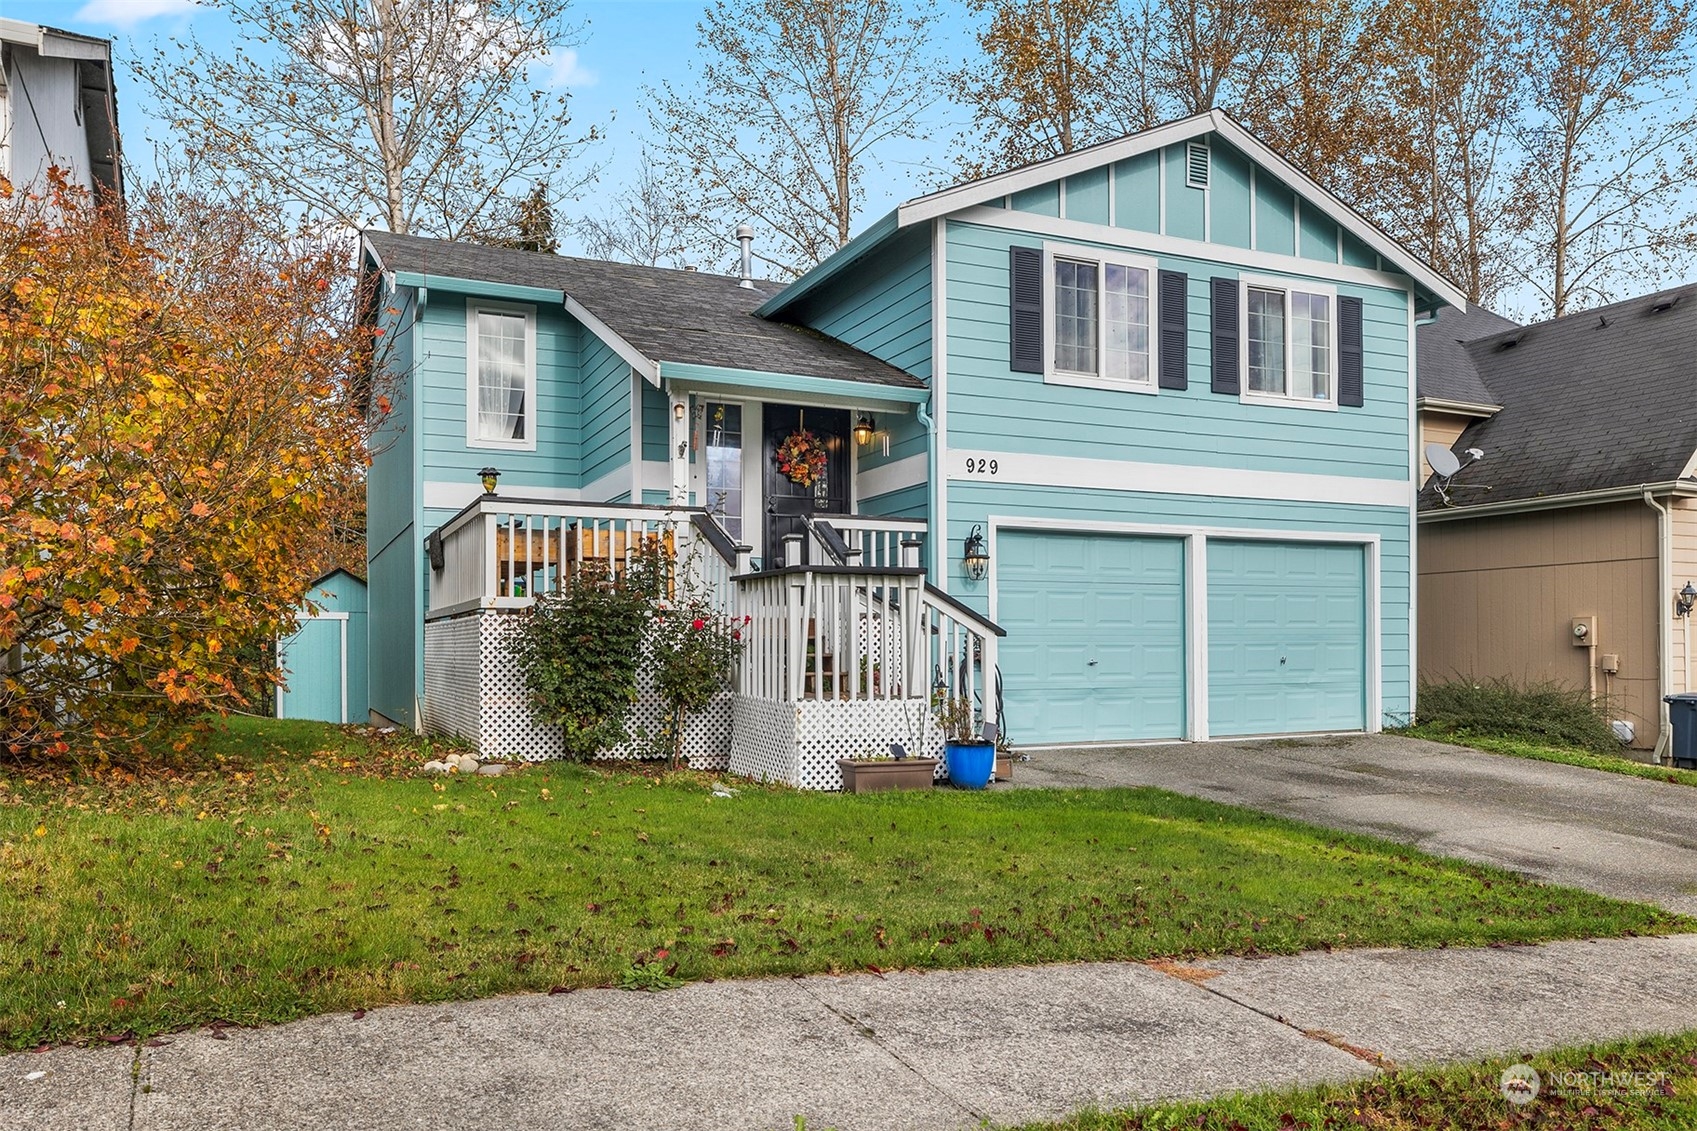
[425,499,739,617]
[817,515,927,569]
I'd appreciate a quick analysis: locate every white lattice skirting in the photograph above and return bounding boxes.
[423,610,731,769]
[730,696,946,790]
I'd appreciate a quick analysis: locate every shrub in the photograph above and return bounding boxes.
[648,568,746,768]
[1415,677,1622,752]
[509,558,658,762]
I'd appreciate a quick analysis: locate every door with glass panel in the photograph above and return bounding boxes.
[701,401,745,542]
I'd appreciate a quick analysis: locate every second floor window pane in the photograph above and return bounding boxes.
[476,311,527,441]
[1054,257,1098,374]
[1247,287,1286,395]
[1292,291,1331,400]
[1103,263,1150,383]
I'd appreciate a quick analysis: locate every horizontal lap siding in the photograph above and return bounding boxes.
[943,221,1412,481]
[641,381,669,462]
[948,483,1413,725]
[579,334,633,486]
[418,296,581,491]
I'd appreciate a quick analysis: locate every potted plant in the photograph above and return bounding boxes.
[836,747,937,793]
[936,694,994,789]
[994,737,1014,783]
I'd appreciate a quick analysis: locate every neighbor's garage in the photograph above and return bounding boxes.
[1205,539,1366,737]
[995,531,1368,744]
[998,531,1187,744]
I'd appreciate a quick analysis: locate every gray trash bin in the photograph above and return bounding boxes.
[1664,693,1697,769]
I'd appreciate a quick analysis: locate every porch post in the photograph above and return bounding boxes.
[668,391,689,507]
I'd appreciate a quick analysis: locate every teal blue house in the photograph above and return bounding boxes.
[276,568,369,725]
[361,110,1463,775]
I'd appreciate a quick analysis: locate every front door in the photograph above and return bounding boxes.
[763,404,848,564]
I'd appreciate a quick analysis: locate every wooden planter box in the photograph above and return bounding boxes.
[837,757,938,794]
[995,752,1013,782]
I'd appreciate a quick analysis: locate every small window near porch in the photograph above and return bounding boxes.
[705,401,744,538]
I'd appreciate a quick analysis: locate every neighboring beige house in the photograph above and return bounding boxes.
[1417,284,1697,758]
[0,18,122,201]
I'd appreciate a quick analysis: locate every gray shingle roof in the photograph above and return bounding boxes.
[1419,283,1697,511]
[1415,302,1518,406]
[362,231,925,390]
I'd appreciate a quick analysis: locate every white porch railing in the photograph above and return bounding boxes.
[818,515,927,569]
[424,499,741,617]
[734,564,1003,726]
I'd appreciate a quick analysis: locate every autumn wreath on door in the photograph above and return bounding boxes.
[774,427,829,487]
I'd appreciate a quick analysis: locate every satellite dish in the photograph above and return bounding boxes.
[1425,443,1461,478]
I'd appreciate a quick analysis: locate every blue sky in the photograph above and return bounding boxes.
[11,0,976,254]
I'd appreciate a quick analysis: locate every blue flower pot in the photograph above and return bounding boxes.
[944,740,995,790]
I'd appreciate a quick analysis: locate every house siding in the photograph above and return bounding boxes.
[579,332,633,487]
[417,295,581,492]
[1419,501,1661,747]
[1418,409,1474,483]
[942,219,1413,481]
[1670,499,1697,699]
[366,286,420,727]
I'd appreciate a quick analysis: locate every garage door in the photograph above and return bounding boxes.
[1206,540,1366,736]
[997,531,1185,744]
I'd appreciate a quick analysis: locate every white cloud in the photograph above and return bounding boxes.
[73,0,198,28]
[542,47,597,90]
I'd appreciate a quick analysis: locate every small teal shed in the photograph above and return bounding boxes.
[277,568,369,724]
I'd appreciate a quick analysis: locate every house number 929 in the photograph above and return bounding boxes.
[966,457,999,476]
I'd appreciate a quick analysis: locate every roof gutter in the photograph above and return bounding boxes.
[1415,396,1500,419]
[1418,480,1697,523]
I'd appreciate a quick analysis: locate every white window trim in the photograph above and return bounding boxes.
[1238,272,1339,413]
[1041,241,1160,396]
[465,299,539,451]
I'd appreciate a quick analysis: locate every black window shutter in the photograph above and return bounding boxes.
[1009,245,1044,373]
[1338,295,1364,407]
[1157,270,1188,390]
[1210,276,1239,395]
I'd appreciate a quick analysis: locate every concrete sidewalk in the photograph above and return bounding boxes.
[7,934,1696,1131]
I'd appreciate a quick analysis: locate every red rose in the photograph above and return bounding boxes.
[692,617,705,630]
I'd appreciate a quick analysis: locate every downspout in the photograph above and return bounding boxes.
[917,398,935,585]
[1644,488,1672,764]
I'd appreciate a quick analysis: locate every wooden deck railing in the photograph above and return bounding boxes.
[818,515,927,568]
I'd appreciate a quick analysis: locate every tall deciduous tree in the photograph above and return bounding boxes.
[949,0,1134,174]
[136,0,598,241]
[1515,0,1697,314]
[0,175,382,757]
[648,0,941,276]
[1147,0,1282,119]
[575,153,700,268]
[1375,0,1527,306]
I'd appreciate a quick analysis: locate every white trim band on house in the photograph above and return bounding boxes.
[422,464,637,513]
[949,449,1412,509]
[857,452,928,501]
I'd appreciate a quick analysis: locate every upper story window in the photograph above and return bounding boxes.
[467,302,537,449]
[1046,244,1156,392]
[1241,276,1336,409]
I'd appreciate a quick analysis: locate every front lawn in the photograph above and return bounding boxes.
[1026,1030,1697,1130]
[0,718,1686,1050]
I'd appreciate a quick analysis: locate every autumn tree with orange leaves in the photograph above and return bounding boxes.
[0,176,384,758]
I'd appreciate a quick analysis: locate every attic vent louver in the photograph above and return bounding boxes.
[1650,295,1681,313]
[1186,142,1210,189]
[1497,333,1522,351]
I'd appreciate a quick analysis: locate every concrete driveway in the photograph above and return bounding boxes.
[1015,734,1697,917]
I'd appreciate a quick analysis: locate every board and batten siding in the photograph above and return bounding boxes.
[1002,134,1384,270]
[1668,499,1697,700]
[1419,501,1661,747]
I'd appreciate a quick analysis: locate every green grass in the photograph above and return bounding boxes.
[1402,724,1697,788]
[1021,1030,1697,1129]
[0,717,1687,1051]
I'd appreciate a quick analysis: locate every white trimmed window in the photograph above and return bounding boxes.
[1044,244,1157,392]
[1240,276,1337,408]
[466,301,537,449]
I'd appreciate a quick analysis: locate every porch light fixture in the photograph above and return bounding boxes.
[962,524,989,581]
[853,414,876,446]
[478,467,501,495]
[1678,581,1697,618]
[673,401,687,421]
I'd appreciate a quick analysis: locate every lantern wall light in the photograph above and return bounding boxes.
[853,414,876,446]
[478,467,501,495]
[962,524,989,581]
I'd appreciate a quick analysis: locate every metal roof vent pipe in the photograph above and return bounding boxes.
[736,223,755,289]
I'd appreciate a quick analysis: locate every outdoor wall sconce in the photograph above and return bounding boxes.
[673,401,687,422]
[478,467,501,495]
[853,414,876,447]
[1677,581,1697,617]
[962,524,989,581]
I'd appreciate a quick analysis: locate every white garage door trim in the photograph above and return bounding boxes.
[986,516,1381,742]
